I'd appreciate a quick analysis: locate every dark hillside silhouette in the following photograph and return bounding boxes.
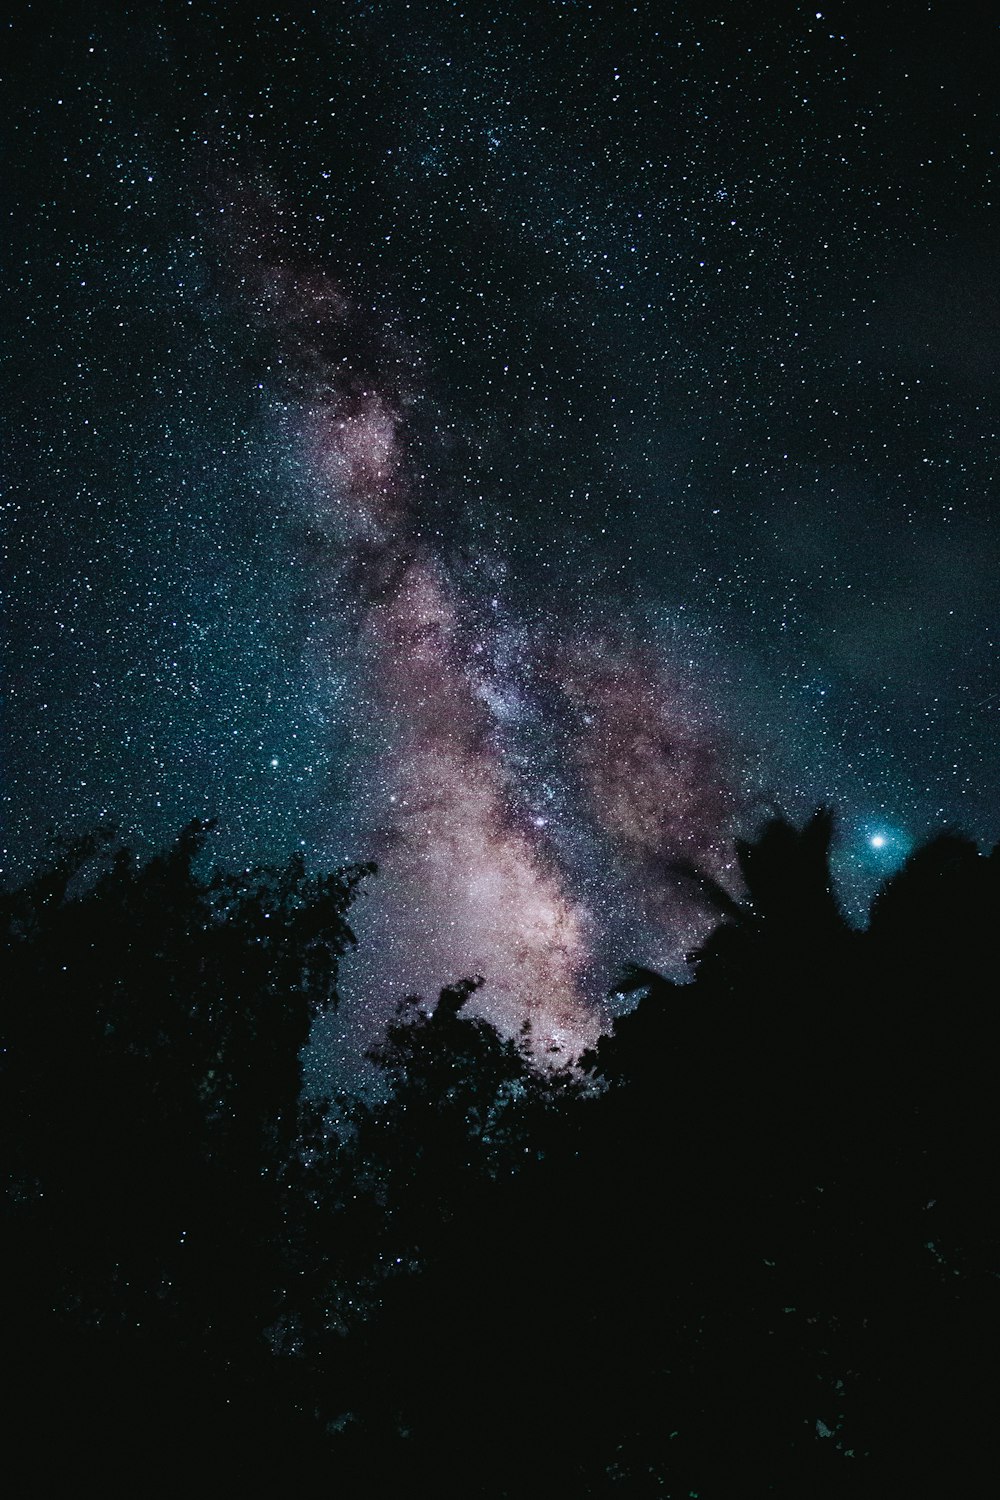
[4,811,1000,1493]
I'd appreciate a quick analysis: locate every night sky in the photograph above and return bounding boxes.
[6,2,999,1065]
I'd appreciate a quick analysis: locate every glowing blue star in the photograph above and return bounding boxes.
[869,833,887,850]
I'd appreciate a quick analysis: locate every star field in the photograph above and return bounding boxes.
[5,2,999,1055]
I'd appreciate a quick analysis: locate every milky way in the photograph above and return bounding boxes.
[247,254,740,1055]
[7,2,999,1082]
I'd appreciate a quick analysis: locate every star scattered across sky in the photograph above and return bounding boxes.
[5,2,998,1061]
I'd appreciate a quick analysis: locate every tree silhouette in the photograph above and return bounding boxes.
[4,808,1000,1493]
[3,822,369,1484]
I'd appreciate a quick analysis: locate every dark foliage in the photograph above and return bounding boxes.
[4,813,1000,1494]
[3,823,370,1485]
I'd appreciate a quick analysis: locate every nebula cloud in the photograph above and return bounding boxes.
[277,284,593,1052]
[362,553,594,1050]
[244,248,739,1055]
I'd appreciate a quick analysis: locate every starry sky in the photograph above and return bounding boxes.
[5,2,999,1057]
